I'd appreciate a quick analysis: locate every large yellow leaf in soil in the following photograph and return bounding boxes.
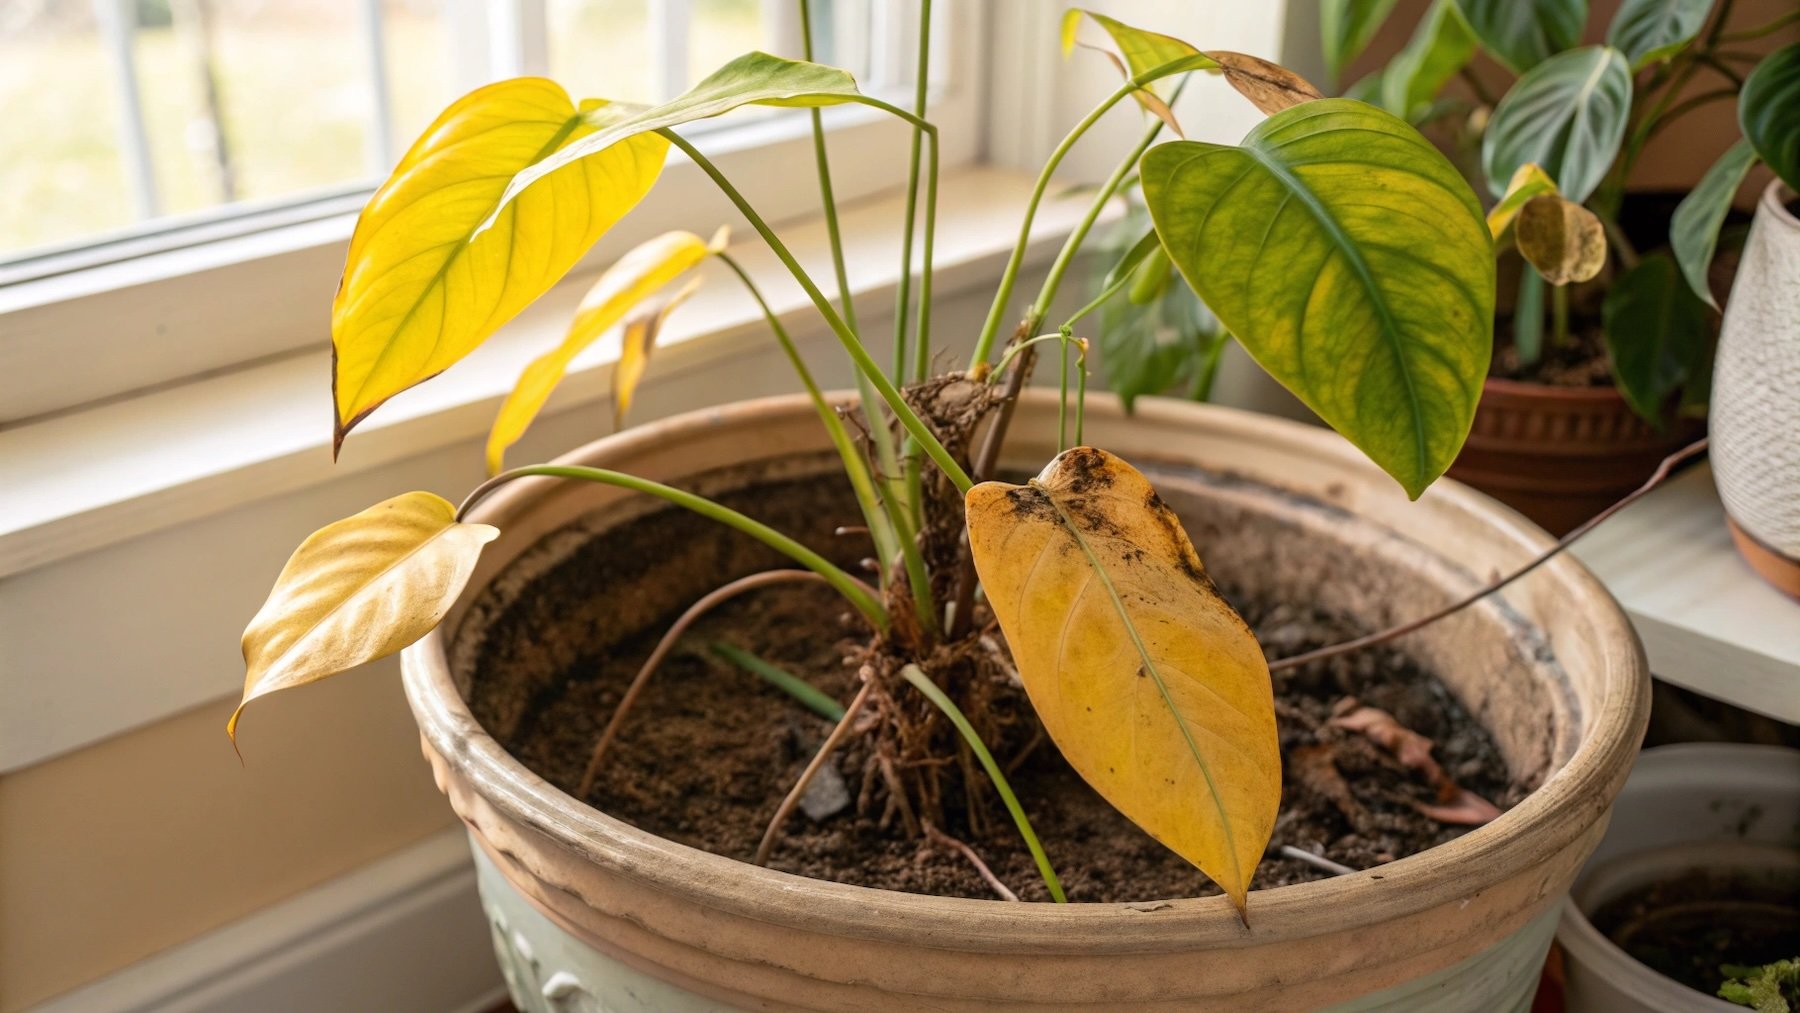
[966,447,1280,912]
[331,79,668,453]
[234,492,498,743]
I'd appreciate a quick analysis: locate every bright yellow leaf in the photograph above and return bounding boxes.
[966,447,1280,913]
[234,493,498,744]
[485,229,719,474]
[1486,163,1558,240]
[613,276,701,429]
[331,79,669,453]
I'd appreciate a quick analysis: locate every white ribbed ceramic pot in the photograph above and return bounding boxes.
[402,391,1648,1011]
[1712,181,1800,596]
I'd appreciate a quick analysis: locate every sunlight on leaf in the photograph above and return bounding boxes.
[1671,139,1757,309]
[613,277,701,430]
[1487,163,1560,239]
[234,493,498,744]
[332,80,668,453]
[1142,99,1494,498]
[1060,9,1211,132]
[1482,46,1631,204]
[966,447,1279,913]
[1515,194,1607,284]
[486,229,722,474]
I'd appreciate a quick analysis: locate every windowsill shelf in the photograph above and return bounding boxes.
[1572,461,1800,725]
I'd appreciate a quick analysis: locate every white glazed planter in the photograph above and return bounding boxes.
[1712,181,1800,594]
[1558,743,1800,1013]
[402,391,1648,1011]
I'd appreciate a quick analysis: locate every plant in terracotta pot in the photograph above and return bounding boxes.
[1320,0,1799,534]
[230,8,1652,1010]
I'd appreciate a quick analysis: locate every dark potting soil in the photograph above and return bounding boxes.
[489,576,1527,905]
[1589,869,1800,999]
[1491,310,1614,388]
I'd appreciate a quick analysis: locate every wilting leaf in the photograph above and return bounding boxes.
[1740,43,1800,193]
[1487,163,1560,239]
[1482,46,1631,204]
[966,447,1279,912]
[1515,194,1607,284]
[1606,0,1715,67]
[1321,0,1400,83]
[1142,99,1495,498]
[332,79,668,453]
[1604,254,1709,426]
[1459,0,1588,73]
[486,229,720,474]
[612,277,700,429]
[234,493,498,742]
[1330,700,1500,826]
[1060,9,1215,131]
[1379,0,1477,122]
[1204,51,1324,117]
[1670,139,1758,309]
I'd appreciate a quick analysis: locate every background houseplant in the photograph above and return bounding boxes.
[225,7,1650,1008]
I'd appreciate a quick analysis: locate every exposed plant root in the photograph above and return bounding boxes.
[1280,845,1356,877]
[755,677,876,867]
[579,569,832,797]
[924,821,1019,901]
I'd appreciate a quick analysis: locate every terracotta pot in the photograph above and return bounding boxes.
[1448,378,1700,536]
[402,390,1648,1011]
[1712,181,1800,598]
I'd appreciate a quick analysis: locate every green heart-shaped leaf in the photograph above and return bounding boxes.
[1482,45,1632,203]
[1740,43,1800,193]
[1459,0,1588,73]
[1670,138,1758,309]
[1606,0,1715,68]
[1142,99,1495,498]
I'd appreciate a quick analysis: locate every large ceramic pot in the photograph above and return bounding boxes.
[1712,180,1800,597]
[402,390,1648,1011]
[1448,378,1699,537]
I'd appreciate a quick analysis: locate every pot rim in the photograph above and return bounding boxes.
[402,390,1648,952]
[1479,375,1630,402]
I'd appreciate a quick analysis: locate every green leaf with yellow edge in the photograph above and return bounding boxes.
[966,447,1279,913]
[1514,194,1607,284]
[234,492,498,744]
[1141,98,1495,499]
[1488,163,1560,239]
[612,276,700,429]
[331,79,668,453]
[486,228,722,474]
[1061,12,1316,120]
[1060,9,1203,82]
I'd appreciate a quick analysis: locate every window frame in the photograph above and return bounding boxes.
[0,0,983,425]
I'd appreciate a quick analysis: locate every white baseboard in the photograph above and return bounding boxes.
[33,828,506,1013]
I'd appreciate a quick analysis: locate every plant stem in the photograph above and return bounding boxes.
[892,0,933,382]
[713,251,900,573]
[756,679,873,866]
[968,79,1143,372]
[1268,438,1709,672]
[711,642,846,721]
[460,464,887,630]
[1550,282,1570,349]
[899,665,1067,902]
[1721,9,1798,40]
[660,128,974,494]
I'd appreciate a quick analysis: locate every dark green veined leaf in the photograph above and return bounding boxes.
[1322,0,1401,83]
[1603,254,1709,427]
[1380,0,1477,122]
[1606,0,1715,67]
[1482,45,1632,203]
[1459,0,1588,73]
[1740,43,1800,193]
[1670,138,1758,309]
[1142,99,1495,498]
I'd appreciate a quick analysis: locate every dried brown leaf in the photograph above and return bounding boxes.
[1204,51,1324,116]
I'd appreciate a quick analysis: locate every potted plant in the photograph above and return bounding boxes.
[1317,0,1798,534]
[231,9,1650,1009]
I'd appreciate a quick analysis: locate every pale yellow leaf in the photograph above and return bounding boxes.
[234,492,498,743]
[1486,162,1558,240]
[331,79,669,453]
[966,447,1280,912]
[485,230,715,474]
[612,276,701,429]
[1515,193,1607,285]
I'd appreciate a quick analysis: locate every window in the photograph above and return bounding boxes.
[0,0,978,423]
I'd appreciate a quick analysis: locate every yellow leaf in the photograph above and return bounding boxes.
[331,79,669,454]
[1486,162,1558,240]
[613,276,701,429]
[484,230,716,474]
[1515,193,1607,285]
[966,447,1280,913]
[234,493,498,744]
